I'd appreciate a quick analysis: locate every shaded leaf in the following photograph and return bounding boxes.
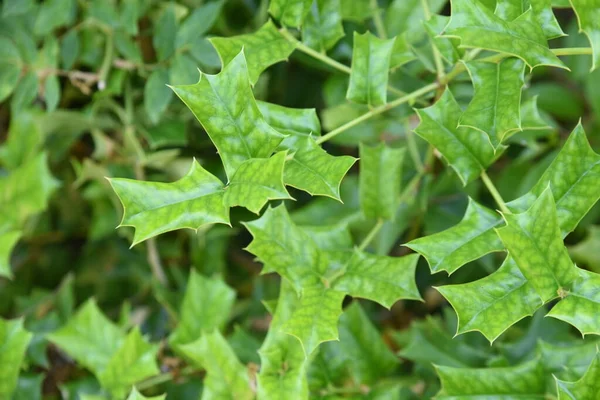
[570,0,600,71]
[302,0,344,52]
[0,318,32,399]
[0,231,20,278]
[153,5,176,61]
[269,0,313,27]
[176,0,224,47]
[127,388,166,400]
[569,226,600,272]
[144,68,173,125]
[557,352,600,399]
[0,37,22,102]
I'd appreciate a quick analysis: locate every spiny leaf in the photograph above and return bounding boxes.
[529,0,566,38]
[359,143,405,220]
[460,58,526,147]
[569,0,600,71]
[406,198,504,275]
[302,0,345,52]
[209,20,297,84]
[224,151,292,214]
[539,340,599,381]
[346,32,395,106]
[497,188,579,302]
[257,101,320,139]
[171,51,284,178]
[0,318,32,399]
[507,123,600,236]
[444,0,567,69]
[389,34,416,69]
[384,0,446,38]
[556,351,600,399]
[109,159,229,246]
[425,15,464,65]
[413,88,497,185]
[0,231,20,278]
[494,0,524,20]
[269,0,313,27]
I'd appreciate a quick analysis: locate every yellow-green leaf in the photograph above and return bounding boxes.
[269,0,313,27]
[302,0,345,52]
[0,318,32,399]
[570,0,600,71]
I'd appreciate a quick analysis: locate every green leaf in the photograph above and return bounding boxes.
[44,75,60,112]
[435,359,546,398]
[507,123,600,235]
[494,0,524,21]
[257,101,320,139]
[300,223,353,251]
[570,0,600,71]
[389,34,417,69]
[444,0,567,69]
[144,68,173,125]
[460,59,526,147]
[0,231,20,278]
[176,0,224,47]
[569,226,600,271]
[2,0,34,17]
[414,88,497,185]
[0,37,22,102]
[437,257,542,342]
[11,71,37,112]
[169,53,200,85]
[346,32,395,106]
[179,330,253,400]
[302,0,345,52]
[171,51,284,178]
[109,159,229,245]
[359,143,405,220]
[0,110,43,170]
[0,318,32,399]
[153,5,176,61]
[406,198,504,275]
[529,0,566,39]
[224,151,292,214]
[384,0,446,37]
[169,272,236,347]
[557,352,600,399]
[34,0,75,36]
[425,15,464,66]
[127,388,166,400]
[539,340,599,381]
[269,0,313,27]
[340,0,373,21]
[209,20,296,85]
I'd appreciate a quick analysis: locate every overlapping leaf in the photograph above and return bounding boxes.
[495,0,565,39]
[257,101,320,139]
[0,231,20,278]
[557,352,600,399]
[570,0,600,71]
[269,0,313,27]
[127,388,166,400]
[0,318,32,399]
[302,0,344,52]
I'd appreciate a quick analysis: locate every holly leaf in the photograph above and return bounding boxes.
[443,0,567,70]
[539,340,599,381]
[425,15,464,65]
[127,388,166,400]
[179,330,253,400]
[257,101,320,139]
[209,20,296,84]
[302,0,345,52]
[171,51,284,178]
[269,0,313,27]
[0,318,32,399]
[556,351,600,399]
[0,231,20,278]
[460,58,526,147]
[109,159,229,246]
[389,34,416,69]
[346,32,395,106]
[406,198,504,275]
[570,0,600,71]
[414,88,497,185]
[169,272,236,347]
[529,0,565,39]
[507,123,600,236]
[300,223,353,251]
[224,151,292,214]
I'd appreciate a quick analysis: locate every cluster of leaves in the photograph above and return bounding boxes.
[2,0,600,398]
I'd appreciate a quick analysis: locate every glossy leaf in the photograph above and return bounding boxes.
[346,32,395,106]
[359,143,405,220]
[556,351,600,399]
[0,231,20,278]
[302,0,344,52]
[257,101,320,139]
[209,20,296,84]
[0,318,32,399]
[570,0,600,71]
[109,159,229,246]
[529,0,566,39]
[406,198,504,275]
[460,58,526,147]
[269,0,313,27]
[171,52,284,178]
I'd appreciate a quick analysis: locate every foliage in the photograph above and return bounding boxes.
[1,0,600,399]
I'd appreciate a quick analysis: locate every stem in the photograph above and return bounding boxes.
[370,0,387,39]
[480,170,510,214]
[136,366,197,391]
[406,129,424,173]
[358,219,385,251]
[98,33,114,90]
[420,0,445,81]
[552,47,593,56]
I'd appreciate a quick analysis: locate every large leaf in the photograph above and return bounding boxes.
[269,0,313,27]
[209,20,296,84]
[0,231,20,278]
[406,198,504,275]
[171,51,284,178]
[0,318,32,399]
[346,32,395,106]
[109,159,229,246]
[570,0,600,71]
[495,0,565,39]
[302,0,344,52]
[556,351,600,399]
[414,88,497,185]
[460,58,526,147]
[443,0,567,69]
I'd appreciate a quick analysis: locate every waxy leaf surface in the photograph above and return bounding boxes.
[257,101,320,139]
[302,0,344,52]
[570,0,600,71]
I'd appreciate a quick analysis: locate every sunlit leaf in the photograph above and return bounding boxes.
[0,318,32,399]
[570,0,600,71]
[302,0,344,52]
[269,0,313,27]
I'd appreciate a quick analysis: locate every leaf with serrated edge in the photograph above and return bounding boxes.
[556,351,600,399]
[257,101,320,139]
[0,318,32,398]
[425,15,464,65]
[414,88,497,185]
[109,159,229,246]
[346,32,395,106]
[495,0,564,39]
[0,231,20,278]
[302,0,344,52]
[494,0,524,20]
[224,151,292,214]
[171,51,284,178]
[569,0,600,71]
[209,20,296,84]
[390,34,417,69]
[406,198,504,275]
[539,340,599,381]
[269,0,313,27]
[443,0,567,70]
[460,58,525,147]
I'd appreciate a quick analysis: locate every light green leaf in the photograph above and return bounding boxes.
[0,110,43,170]
[425,15,464,65]
[210,20,296,84]
[557,352,600,399]
[414,88,497,185]
[300,223,353,251]
[224,151,292,214]
[570,0,600,71]
[171,51,284,178]
[359,143,405,220]
[144,68,173,125]
[0,231,20,278]
[257,101,320,139]
[389,34,417,69]
[539,340,599,381]
[346,32,395,106]
[169,272,236,347]
[435,359,546,398]
[332,251,422,308]
[437,257,542,342]
[0,37,22,102]
[169,53,199,85]
[302,0,344,52]
[2,0,34,16]
[0,318,32,399]
[460,58,526,147]
[269,0,313,27]
[444,0,567,69]
[406,198,504,275]
[494,0,524,20]
[529,0,565,39]
[127,388,166,400]
[109,159,229,246]
[179,330,253,400]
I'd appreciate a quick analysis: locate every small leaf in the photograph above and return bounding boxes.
[0,231,20,278]
[44,75,60,112]
[302,0,345,52]
[11,71,38,112]
[109,159,229,246]
[257,101,320,139]
[224,151,292,214]
[385,0,446,37]
[127,388,166,400]
[153,5,176,61]
[144,68,173,125]
[176,0,224,47]
[169,54,200,85]
[0,318,33,399]
[570,0,600,71]
[406,198,504,275]
[269,0,313,27]
[0,37,23,102]
[346,32,395,106]
[209,20,296,84]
